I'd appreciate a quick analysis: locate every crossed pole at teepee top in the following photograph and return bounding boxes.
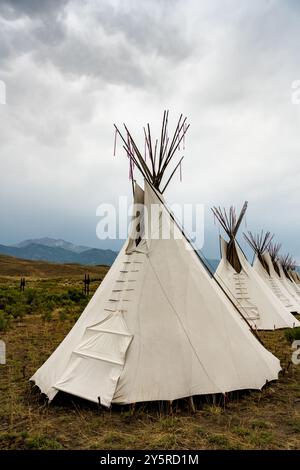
[113,110,190,194]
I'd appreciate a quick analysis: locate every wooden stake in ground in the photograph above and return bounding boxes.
[20,277,25,291]
[83,274,90,296]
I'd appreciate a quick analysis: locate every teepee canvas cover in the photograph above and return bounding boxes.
[279,254,300,297]
[213,205,299,330]
[289,270,300,286]
[264,246,300,314]
[31,183,281,406]
[31,113,280,407]
[271,250,300,308]
[245,233,300,315]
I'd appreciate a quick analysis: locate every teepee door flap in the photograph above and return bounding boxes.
[54,312,133,407]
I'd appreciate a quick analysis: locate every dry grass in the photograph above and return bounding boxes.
[0,253,108,279]
[0,257,300,450]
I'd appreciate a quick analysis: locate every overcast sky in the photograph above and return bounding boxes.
[0,0,299,261]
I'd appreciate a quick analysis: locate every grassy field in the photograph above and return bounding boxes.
[0,255,300,450]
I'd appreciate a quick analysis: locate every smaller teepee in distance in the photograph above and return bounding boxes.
[280,254,300,297]
[213,204,299,330]
[288,257,300,286]
[269,246,300,308]
[281,255,300,287]
[244,232,300,315]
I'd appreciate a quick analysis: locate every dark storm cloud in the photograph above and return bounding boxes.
[43,1,193,86]
[0,0,69,19]
[0,0,67,70]
[0,0,193,88]
[1,0,190,61]
[91,1,191,61]
[42,38,148,87]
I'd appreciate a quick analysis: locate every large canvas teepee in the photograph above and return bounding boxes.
[212,204,299,330]
[31,113,280,407]
[244,232,300,315]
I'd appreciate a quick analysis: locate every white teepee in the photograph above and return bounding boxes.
[245,233,300,315]
[268,248,300,309]
[31,182,281,406]
[279,263,300,300]
[31,114,281,407]
[289,270,300,286]
[213,205,299,330]
[278,254,300,298]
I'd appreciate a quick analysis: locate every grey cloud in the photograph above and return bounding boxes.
[0,0,193,88]
[0,0,69,19]
[2,0,191,62]
[35,36,148,88]
[38,0,193,88]
[91,1,191,61]
[0,2,67,69]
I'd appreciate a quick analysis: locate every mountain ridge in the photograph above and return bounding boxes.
[12,237,91,253]
[0,242,117,266]
[0,237,221,270]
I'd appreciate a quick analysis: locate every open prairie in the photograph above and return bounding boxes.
[0,255,300,450]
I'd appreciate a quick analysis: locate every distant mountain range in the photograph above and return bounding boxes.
[13,237,90,254]
[0,238,117,266]
[0,237,221,270]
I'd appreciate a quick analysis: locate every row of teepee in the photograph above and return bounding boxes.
[31,112,299,408]
[212,205,300,331]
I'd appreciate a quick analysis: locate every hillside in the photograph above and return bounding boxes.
[0,243,117,266]
[0,254,300,450]
[0,282,299,449]
[13,237,90,253]
[0,239,220,271]
[0,253,109,278]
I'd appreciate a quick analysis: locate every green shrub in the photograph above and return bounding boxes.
[42,311,52,322]
[25,289,36,305]
[24,434,63,450]
[5,304,28,320]
[0,311,12,331]
[250,419,271,430]
[67,288,86,303]
[207,434,230,448]
[0,282,89,326]
[0,291,18,310]
[285,327,300,343]
[59,309,68,321]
